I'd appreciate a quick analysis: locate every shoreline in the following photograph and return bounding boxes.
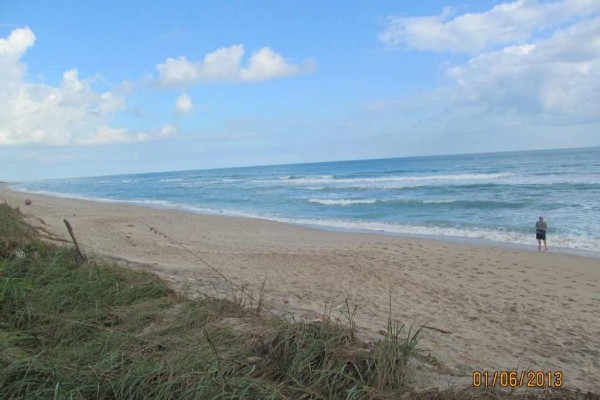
[7,184,600,260]
[1,184,599,391]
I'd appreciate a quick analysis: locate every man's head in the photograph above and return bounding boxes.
[539,216,544,220]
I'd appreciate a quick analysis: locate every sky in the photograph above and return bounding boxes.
[1,0,599,181]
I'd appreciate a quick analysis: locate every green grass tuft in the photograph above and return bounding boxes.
[0,203,36,257]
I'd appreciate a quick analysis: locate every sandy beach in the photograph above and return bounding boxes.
[1,185,599,391]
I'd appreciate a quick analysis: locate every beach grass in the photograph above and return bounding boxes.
[0,201,36,253]
[0,203,421,399]
[0,202,597,399]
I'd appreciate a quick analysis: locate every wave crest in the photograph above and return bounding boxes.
[308,199,377,206]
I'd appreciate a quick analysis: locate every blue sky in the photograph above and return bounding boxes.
[1,0,599,180]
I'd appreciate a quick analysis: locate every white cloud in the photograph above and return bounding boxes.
[447,16,600,121]
[175,93,193,114]
[157,44,313,87]
[379,0,600,53]
[157,57,200,87]
[75,124,176,146]
[0,27,174,147]
[239,47,303,82]
[158,123,177,138]
[377,2,600,125]
[0,27,35,56]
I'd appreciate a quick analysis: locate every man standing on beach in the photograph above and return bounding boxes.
[536,216,548,252]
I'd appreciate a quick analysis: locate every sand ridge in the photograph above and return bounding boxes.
[1,185,599,391]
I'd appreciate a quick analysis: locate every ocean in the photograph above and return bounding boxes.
[12,147,600,255]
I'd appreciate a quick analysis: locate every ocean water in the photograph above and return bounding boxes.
[12,147,600,254]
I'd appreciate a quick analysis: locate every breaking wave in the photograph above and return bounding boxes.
[308,199,377,206]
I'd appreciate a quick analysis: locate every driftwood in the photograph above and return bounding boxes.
[63,219,87,263]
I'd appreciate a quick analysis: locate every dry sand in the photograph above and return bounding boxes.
[1,185,599,391]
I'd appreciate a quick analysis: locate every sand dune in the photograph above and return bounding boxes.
[2,185,599,391]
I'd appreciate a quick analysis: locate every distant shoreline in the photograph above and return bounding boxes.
[6,183,600,260]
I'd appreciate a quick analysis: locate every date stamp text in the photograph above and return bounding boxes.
[472,371,563,388]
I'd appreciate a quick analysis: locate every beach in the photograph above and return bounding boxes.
[1,184,599,391]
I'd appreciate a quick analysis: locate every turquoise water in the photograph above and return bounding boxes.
[13,147,600,253]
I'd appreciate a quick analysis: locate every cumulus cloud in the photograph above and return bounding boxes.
[0,27,174,147]
[376,2,600,129]
[157,44,314,87]
[0,26,35,56]
[447,15,600,121]
[379,0,600,53]
[175,93,193,114]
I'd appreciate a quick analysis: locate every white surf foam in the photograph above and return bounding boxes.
[269,217,600,253]
[422,199,457,204]
[255,173,515,188]
[308,199,377,206]
[158,178,183,183]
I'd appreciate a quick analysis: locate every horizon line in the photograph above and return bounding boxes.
[6,144,600,183]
